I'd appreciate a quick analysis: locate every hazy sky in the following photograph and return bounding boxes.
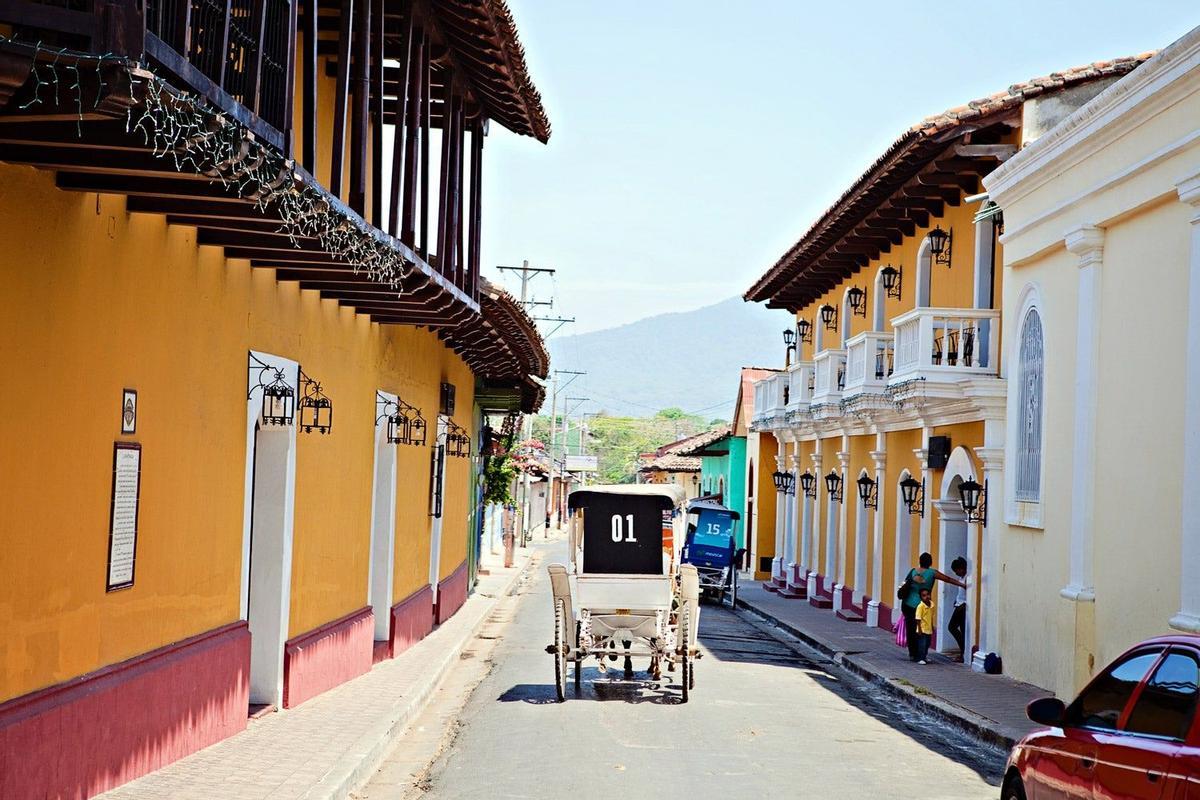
[478,3,1195,335]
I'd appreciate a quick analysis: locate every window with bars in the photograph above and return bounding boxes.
[1015,308,1044,502]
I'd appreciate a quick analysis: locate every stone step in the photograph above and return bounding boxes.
[808,593,833,609]
[762,582,782,593]
[836,606,865,623]
[778,586,808,600]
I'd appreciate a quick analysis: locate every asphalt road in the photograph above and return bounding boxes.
[357,543,1005,800]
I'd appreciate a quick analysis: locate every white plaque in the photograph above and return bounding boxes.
[107,443,142,591]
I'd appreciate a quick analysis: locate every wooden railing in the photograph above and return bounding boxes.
[0,0,294,148]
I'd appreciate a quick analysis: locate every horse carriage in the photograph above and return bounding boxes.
[681,498,743,608]
[546,484,700,702]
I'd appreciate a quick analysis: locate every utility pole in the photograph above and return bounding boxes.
[547,370,585,531]
[496,260,555,309]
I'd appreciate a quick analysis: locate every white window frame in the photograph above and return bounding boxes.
[1006,283,1046,528]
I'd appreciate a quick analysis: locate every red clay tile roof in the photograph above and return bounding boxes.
[744,55,1153,309]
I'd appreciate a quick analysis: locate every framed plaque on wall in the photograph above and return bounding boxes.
[106,442,142,591]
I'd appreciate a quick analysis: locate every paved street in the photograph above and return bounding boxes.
[357,545,1005,800]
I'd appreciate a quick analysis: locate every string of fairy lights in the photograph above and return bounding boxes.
[2,33,412,291]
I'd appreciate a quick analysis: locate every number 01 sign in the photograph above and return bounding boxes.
[610,514,637,543]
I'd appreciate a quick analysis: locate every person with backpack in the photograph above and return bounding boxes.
[897,552,965,662]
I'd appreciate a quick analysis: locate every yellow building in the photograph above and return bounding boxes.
[744,57,1146,671]
[0,1,549,797]
[985,28,1200,698]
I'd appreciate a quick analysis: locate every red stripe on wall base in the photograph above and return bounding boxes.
[390,584,435,657]
[282,607,374,709]
[435,561,469,625]
[0,622,250,800]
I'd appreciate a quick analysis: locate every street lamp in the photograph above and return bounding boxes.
[856,473,878,509]
[881,265,903,300]
[958,478,988,525]
[847,286,867,318]
[820,304,839,331]
[799,470,817,498]
[928,226,953,267]
[824,470,844,503]
[900,474,925,517]
[783,328,796,366]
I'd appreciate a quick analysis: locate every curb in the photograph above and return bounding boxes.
[735,597,1019,752]
[307,549,541,800]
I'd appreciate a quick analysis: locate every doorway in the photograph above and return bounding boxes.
[368,393,398,645]
[241,351,298,711]
[428,417,448,612]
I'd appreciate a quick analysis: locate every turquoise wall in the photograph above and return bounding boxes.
[699,436,747,548]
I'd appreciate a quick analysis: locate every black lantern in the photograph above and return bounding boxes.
[820,304,838,331]
[783,328,796,366]
[824,470,843,503]
[444,419,471,458]
[856,473,878,509]
[881,265,902,300]
[298,370,332,434]
[928,226,953,267]
[771,470,787,493]
[249,353,295,427]
[410,414,428,447]
[377,392,427,447]
[958,478,987,525]
[797,318,812,343]
[799,470,817,498]
[782,328,796,348]
[387,411,409,445]
[847,286,867,318]
[900,474,925,517]
[782,471,796,495]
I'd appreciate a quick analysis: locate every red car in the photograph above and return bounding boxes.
[1003,635,1200,799]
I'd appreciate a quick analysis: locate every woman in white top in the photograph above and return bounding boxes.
[948,557,968,662]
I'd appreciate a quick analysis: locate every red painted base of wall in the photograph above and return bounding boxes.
[282,607,373,709]
[0,622,250,800]
[435,561,469,625]
[390,584,435,657]
[877,602,895,632]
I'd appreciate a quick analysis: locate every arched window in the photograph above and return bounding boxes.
[1015,308,1044,501]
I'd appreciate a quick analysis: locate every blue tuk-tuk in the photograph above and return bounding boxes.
[681,498,743,608]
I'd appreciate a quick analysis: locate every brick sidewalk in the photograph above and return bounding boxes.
[737,581,1051,748]
[98,545,549,800]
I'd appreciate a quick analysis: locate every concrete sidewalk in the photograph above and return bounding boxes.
[737,581,1050,749]
[99,543,551,800]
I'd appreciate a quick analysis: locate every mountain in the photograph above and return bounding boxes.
[546,297,792,419]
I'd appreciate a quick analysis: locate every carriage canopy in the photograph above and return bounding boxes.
[568,484,686,575]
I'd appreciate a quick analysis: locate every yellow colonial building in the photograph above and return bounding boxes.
[985,26,1200,698]
[745,57,1147,671]
[0,1,549,797]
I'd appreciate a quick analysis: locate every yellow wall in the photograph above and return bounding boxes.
[0,163,475,701]
[753,433,778,569]
[883,428,922,599]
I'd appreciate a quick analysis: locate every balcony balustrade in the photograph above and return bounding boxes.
[751,372,788,429]
[889,307,1000,385]
[786,361,813,414]
[811,348,846,405]
[842,331,894,398]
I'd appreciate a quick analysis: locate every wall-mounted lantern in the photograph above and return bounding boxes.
[298,370,332,434]
[900,475,925,517]
[856,473,878,509]
[881,265,903,300]
[376,392,427,446]
[847,286,867,318]
[824,470,844,503]
[928,226,953,268]
[958,478,988,525]
[771,470,788,494]
[444,418,472,458]
[820,304,839,331]
[248,353,295,427]
[783,328,796,366]
[799,470,817,498]
[797,318,812,343]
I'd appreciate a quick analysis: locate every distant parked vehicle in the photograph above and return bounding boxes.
[1002,634,1200,800]
[680,498,744,608]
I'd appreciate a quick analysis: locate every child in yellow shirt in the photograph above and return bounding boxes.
[914,588,934,665]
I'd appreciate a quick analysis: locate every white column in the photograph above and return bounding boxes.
[809,451,824,597]
[914,435,932,555]
[1060,224,1104,603]
[832,446,850,611]
[772,449,786,584]
[973,445,1005,671]
[866,441,887,627]
[788,449,803,587]
[1171,174,1200,632]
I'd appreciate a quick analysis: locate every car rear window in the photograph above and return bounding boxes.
[1124,650,1200,741]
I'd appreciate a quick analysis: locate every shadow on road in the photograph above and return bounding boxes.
[497,668,688,705]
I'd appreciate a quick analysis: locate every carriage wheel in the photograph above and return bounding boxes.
[553,599,568,702]
[730,570,739,609]
[678,606,691,703]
